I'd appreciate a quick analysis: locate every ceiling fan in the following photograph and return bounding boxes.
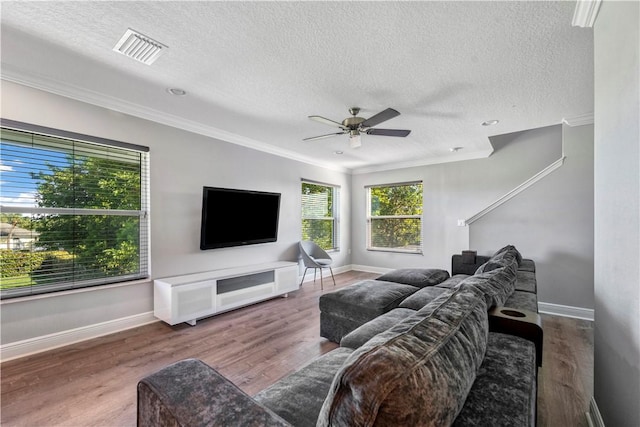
[303,107,411,148]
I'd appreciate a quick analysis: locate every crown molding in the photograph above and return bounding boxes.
[572,0,602,28]
[1,66,350,174]
[562,113,594,127]
[351,147,494,175]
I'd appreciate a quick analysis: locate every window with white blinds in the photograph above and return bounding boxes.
[367,181,423,253]
[301,180,339,251]
[0,120,150,299]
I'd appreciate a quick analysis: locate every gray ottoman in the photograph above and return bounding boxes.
[319,280,419,343]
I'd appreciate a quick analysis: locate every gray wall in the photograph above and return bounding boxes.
[0,81,352,345]
[593,1,640,425]
[352,124,594,311]
[470,123,594,309]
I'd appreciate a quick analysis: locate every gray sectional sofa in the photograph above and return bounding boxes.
[137,245,542,426]
[320,247,539,344]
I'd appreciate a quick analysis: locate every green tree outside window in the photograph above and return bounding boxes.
[368,182,423,252]
[301,182,338,251]
[0,126,148,298]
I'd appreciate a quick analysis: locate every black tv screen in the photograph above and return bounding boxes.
[200,187,281,250]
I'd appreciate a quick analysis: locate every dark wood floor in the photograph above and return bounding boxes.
[1,271,593,426]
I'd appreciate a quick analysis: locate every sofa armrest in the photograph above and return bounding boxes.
[488,307,543,367]
[137,358,290,427]
[451,254,491,275]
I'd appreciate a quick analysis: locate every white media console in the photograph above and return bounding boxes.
[154,261,299,326]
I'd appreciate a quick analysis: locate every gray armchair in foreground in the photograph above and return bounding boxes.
[299,240,336,289]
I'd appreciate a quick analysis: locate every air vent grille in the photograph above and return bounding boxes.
[113,28,167,65]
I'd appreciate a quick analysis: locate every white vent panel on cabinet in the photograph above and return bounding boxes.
[176,285,214,319]
[275,265,299,293]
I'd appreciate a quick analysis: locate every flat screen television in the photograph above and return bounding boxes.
[200,186,281,250]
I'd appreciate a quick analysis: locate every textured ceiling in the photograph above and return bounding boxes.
[0,1,593,173]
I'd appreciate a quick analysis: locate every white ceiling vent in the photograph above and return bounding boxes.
[113,28,167,65]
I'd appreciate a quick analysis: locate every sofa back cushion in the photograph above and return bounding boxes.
[492,244,523,265]
[475,245,521,274]
[462,262,517,308]
[316,286,488,427]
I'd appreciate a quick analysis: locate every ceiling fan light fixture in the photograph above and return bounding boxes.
[482,119,499,126]
[349,130,362,148]
[304,107,410,147]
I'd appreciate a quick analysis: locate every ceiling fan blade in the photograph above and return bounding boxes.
[303,131,347,142]
[366,128,411,137]
[361,108,401,128]
[309,115,348,130]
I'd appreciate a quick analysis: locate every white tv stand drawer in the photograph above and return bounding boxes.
[154,261,298,326]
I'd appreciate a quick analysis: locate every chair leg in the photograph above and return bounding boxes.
[329,267,336,287]
[320,268,324,290]
[300,267,309,286]
[313,268,317,283]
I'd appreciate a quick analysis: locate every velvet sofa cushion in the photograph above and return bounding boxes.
[137,358,290,427]
[492,244,523,265]
[475,245,522,274]
[318,280,419,324]
[453,333,537,427]
[376,268,450,288]
[519,258,536,273]
[398,286,449,310]
[504,290,539,313]
[435,274,470,289]
[317,285,489,427]
[340,308,416,349]
[254,347,354,427]
[460,263,517,309]
[515,270,537,293]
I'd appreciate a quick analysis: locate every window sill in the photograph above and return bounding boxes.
[366,248,423,255]
[0,278,151,305]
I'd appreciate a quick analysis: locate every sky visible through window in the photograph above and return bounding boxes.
[1,142,58,208]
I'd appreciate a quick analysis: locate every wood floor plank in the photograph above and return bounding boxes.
[0,271,592,426]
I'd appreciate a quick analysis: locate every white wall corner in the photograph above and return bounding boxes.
[572,0,602,28]
[562,113,595,127]
[538,302,594,321]
[586,396,606,427]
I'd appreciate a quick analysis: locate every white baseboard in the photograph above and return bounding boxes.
[298,264,353,284]
[586,396,605,427]
[0,311,158,362]
[538,302,594,321]
[350,264,393,274]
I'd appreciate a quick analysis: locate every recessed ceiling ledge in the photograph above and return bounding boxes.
[562,113,594,127]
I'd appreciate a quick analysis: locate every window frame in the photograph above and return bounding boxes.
[301,179,340,252]
[0,119,150,299]
[366,181,423,254]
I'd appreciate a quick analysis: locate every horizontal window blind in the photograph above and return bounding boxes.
[301,180,339,251]
[0,123,149,299]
